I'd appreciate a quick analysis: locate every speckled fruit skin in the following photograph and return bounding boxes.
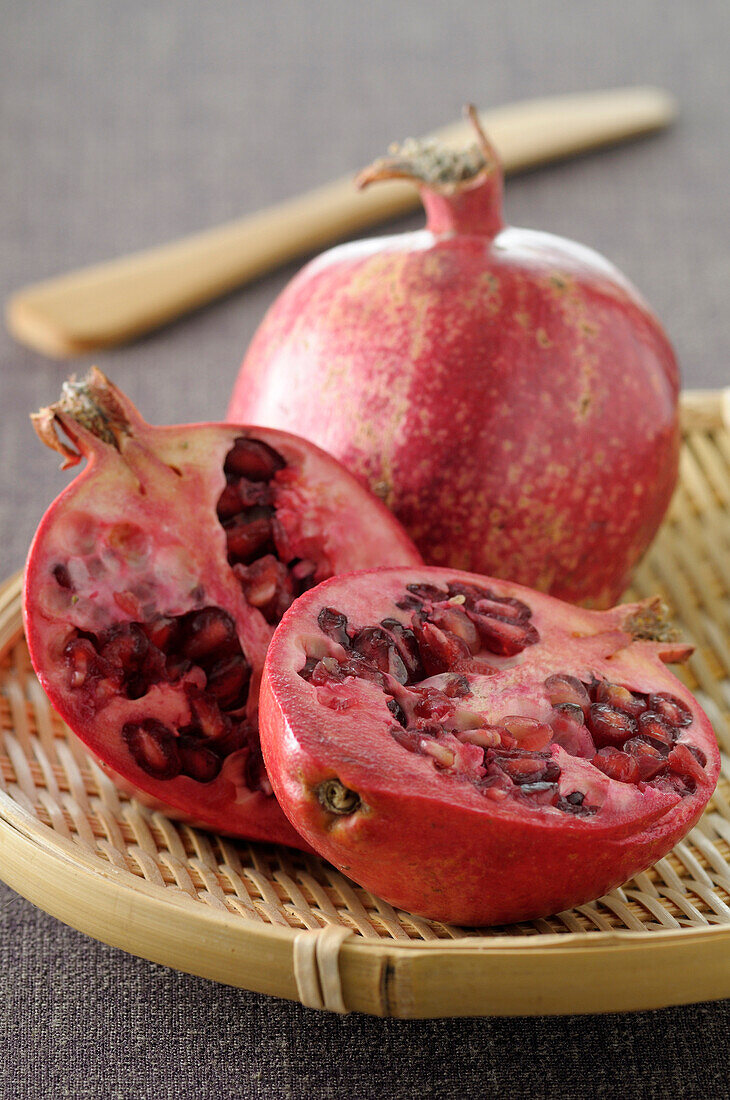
[259,567,719,926]
[23,371,421,847]
[228,125,680,608]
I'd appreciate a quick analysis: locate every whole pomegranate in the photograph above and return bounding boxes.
[23,369,421,845]
[229,108,680,607]
[259,567,718,925]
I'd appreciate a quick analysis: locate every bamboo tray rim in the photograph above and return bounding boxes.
[3,783,730,954]
[3,387,730,1016]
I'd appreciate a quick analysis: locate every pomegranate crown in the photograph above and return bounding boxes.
[356,105,504,237]
[356,104,500,193]
[31,367,135,468]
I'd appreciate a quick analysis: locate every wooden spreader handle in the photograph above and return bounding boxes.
[6,86,676,358]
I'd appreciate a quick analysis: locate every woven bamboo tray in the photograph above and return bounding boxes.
[2,388,730,1018]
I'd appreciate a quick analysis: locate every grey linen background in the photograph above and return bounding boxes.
[1,2,729,1097]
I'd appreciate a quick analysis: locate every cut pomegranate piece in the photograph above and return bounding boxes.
[23,370,422,845]
[259,566,719,925]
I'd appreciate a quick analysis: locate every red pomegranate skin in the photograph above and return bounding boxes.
[259,567,718,926]
[228,124,680,608]
[23,371,422,846]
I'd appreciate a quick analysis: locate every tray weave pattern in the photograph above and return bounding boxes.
[2,390,730,944]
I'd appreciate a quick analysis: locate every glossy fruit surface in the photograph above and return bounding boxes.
[260,567,718,924]
[23,370,421,845]
[229,110,680,607]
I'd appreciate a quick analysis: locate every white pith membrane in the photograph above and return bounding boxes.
[25,382,420,823]
[282,571,715,832]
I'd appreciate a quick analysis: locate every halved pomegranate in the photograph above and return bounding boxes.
[259,568,719,924]
[23,370,422,845]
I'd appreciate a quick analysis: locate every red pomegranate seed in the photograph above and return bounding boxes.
[550,704,596,758]
[647,693,693,728]
[414,688,455,721]
[543,674,591,714]
[224,510,273,563]
[667,742,707,783]
[428,605,480,653]
[206,654,251,710]
[181,608,237,665]
[623,737,668,781]
[637,711,676,747]
[467,611,539,657]
[178,736,222,782]
[64,636,100,687]
[457,727,503,748]
[236,555,286,608]
[352,627,408,683]
[406,582,449,602]
[122,719,181,780]
[380,619,423,679]
[473,595,531,623]
[141,616,180,652]
[501,716,552,751]
[594,680,646,717]
[588,703,637,747]
[224,437,285,481]
[411,614,471,675]
[317,607,351,648]
[186,688,232,741]
[592,747,640,784]
[99,623,149,672]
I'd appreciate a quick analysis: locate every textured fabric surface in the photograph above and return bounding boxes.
[1,2,729,1097]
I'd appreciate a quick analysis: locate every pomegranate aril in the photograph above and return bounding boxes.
[550,703,596,759]
[99,623,149,672]
[224,437,285,481]
[623,737,668,780]
[141,616,180,652]
[497,754,559,784]
[473,595,531,623]
[647,693,693,728]
[593,747,640,784]
[224,509,274,563]
[501,716,552,751]
[351,627,408,683]
[412,614,471,675]
[588,703,637,747]
[637,711,676,748]
[428,605,480,653]
[178,736,222,782]
[457,727,503,748]
[206,654,251,710]
[667,742,707,784]
[317,607,351,648]
[594,680,646,718]
[122,719,181,780]
[387,698,408,727]
[180,608,238,665]
[236,555,291,613]
[544,674,590,714]
[310,656,345,685]
[339,656,386,687]
[468,611,539,657]
[406,583,449,602]
[446,581,491,604]
[414,688,455,721]
[186,688,231,741]
[379,619,423,678]
[64,636,100,686]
